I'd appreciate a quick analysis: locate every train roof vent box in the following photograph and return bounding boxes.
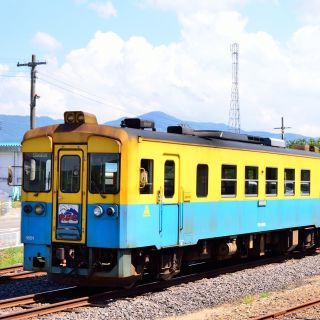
[121,118,156,131]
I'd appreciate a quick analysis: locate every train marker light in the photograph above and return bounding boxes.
[34,203,45,215]
[23,204,33,214]
[107,207,116,216]
[93,206,104,217]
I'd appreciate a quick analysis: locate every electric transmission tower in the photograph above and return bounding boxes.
[228,43,240,134]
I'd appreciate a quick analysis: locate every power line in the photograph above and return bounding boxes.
[0,74,28,78]
[38,70,114,105]
[37,75,128,114]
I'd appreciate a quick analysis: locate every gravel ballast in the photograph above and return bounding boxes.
[2,254,320,319]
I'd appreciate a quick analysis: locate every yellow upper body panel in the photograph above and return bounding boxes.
[21,118,320,205]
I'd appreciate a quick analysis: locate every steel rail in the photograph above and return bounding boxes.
[0,271,46,284]
[252,298,320,320]
[0,265,23,275]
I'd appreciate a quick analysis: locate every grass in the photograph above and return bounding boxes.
[243,295,255,304]
[12,201,21,208]
[0,246,23,268]
[260,292,271,299]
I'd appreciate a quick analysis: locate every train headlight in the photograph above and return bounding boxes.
[34,203,45,215]
[76,112,85,123]
[106,207,115,217]
[65,112,76,124]
[23,204,33,214]
[93,206,104,217]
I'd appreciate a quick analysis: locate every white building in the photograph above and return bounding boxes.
[0,142,22,198]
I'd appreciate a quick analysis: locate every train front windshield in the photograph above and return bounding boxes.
[23,152,52,192]
[89,153,120,194]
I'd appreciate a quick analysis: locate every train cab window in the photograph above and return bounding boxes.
[196,164,208,197]
[23,152,52,192]
[266,167,278,196]
[164,160,175,198]
[221,165,237,197]
[284,168,295,196]
[140,159,153,194]
[60,155,80,193]
[89,153,120,194]
[301,169,310,196]
[245,166,258,196]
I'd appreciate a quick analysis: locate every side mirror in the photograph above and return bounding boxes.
[7,166,13,185]
[7,165,22,186]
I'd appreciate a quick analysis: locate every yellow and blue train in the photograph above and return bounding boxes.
[17,111,320,286]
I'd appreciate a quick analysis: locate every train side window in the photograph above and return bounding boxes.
[140,159,153,194]
[245,166,258,196]
[301,169,310,196]
[266,167,278,196]
[196,164,208,197]
[284,168,295,196]
[221,165,237,197]
[164,160,175,198]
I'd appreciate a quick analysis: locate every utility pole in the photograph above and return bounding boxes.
[274,116,291,140]
[17,54,46,129]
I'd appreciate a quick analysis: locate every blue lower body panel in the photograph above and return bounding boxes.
[121,198,320,249]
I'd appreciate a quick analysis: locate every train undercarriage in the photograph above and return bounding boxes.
[47,226,320,287]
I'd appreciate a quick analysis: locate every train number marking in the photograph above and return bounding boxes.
[257,222,266,228]
[25,235,35,241]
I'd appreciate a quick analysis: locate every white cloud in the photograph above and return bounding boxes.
[89,1,117,18]
[32,32,62,51]
[0,64,9,74]
[298,0,320,25]
[4,2,320,136]
[141,0,247,13]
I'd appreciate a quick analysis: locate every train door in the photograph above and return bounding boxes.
[52,145,87,244]
[160,155,180,247]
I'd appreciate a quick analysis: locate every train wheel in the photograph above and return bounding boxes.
[158,249,182,281]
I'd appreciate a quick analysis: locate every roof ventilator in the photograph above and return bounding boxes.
[121,118,156,131]
[167,125,286,148]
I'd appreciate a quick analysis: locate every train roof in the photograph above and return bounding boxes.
[22,112,320,159]
[123,126,320,158]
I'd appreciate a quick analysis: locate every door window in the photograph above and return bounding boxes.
[60,155,80,193]
[164,160,175,198]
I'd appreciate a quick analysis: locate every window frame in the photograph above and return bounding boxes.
[22,152,52,193]
[265,167,278,196]
[89,153,120,195]
[196,164,209,198]
[300,169,310,196]
[245,166,258,197]
[60,155,81,194]
[140,159,154,195]
[284,168,295,196]
[221,164,237,197]
[164,160,175,198]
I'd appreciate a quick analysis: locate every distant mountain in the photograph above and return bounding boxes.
[0,111,307,143]
[105,111,307,142]
[0,115,60,143]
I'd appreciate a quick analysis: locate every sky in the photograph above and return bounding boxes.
[1,0,320,136]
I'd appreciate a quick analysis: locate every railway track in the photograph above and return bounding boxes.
[0,265,46,283]
[252,297,320,319]
[0,265,23,275]
[0,253,310,320]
